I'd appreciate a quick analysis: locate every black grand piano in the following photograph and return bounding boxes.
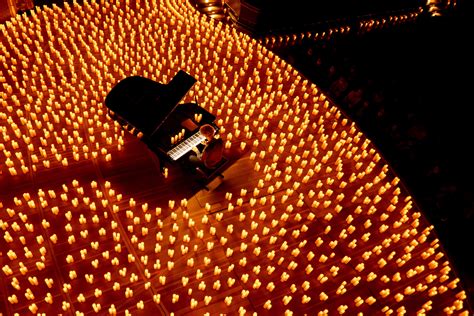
[105,70,218,166]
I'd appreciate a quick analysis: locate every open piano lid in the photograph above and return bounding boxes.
[104,70,197,137]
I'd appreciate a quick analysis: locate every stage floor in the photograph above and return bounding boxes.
[0,0,471,314]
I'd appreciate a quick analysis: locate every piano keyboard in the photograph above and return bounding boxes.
[167,132,206,161]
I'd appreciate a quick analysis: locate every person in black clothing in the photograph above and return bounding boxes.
[188,124,224,170]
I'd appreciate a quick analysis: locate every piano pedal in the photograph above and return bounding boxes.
[161,167,169,178]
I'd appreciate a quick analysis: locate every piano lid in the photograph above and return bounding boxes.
[104,70,197,137]
[148,101,217,150]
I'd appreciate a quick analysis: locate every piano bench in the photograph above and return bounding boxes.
[195,157,228,188]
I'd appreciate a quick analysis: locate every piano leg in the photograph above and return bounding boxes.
[154,154,167,177]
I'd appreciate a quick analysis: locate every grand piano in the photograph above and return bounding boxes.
[104,70,218,165]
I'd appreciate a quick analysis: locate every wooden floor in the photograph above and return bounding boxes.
[0,0,471,314]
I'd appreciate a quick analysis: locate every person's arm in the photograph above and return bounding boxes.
[192,146,202,159]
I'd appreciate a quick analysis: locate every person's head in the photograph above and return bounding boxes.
[199,124,215,142]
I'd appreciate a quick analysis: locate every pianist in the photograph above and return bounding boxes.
[188,124,224,169]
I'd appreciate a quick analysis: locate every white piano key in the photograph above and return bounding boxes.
[168,132,207,160]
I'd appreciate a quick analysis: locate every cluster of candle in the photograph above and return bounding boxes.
[170,128,186,145]
[358,10,421,33]
[0,176,468,313]
[0,2,127,177]
[426,0,457,17]
[0,0,470,314]
[262,9,422,49]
